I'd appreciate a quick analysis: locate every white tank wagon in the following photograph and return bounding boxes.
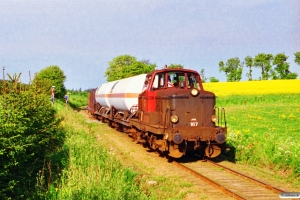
[95,80,118,108]
[95,74,147,112]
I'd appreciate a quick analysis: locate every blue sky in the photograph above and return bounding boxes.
[1,0,299,90]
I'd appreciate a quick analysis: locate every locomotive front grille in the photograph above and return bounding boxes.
[170,95,216,128]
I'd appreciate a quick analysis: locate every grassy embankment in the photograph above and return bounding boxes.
[44,101,150,199]
[204,79,300,185]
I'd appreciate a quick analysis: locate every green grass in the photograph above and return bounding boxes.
[45,102,204,199]
[68,93,88,108]
[217,94,300,185]
[216,93,300,106]
[43,105,150,200]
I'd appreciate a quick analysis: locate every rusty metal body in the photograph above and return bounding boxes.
[89,68,227,158]
[87,88,97,114]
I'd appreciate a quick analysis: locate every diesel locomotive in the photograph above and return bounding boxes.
[88,67,227,158]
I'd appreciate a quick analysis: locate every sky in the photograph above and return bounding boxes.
[0,0,299,90]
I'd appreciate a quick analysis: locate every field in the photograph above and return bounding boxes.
[204,79,300,97]
[204,79,300,184]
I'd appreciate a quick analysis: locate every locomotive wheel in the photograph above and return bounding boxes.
[168,144,184,158]
[205,145,221,158]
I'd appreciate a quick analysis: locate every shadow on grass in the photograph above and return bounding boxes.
[33,129,70,199]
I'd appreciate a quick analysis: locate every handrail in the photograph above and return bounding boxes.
[221,108,227,128]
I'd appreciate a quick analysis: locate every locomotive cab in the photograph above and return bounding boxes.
[139,70,202,112]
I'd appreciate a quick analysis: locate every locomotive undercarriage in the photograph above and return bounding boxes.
[94,106,226,159]
[124,127,224,158]
[120,115,225,158]
[129,120,226,158]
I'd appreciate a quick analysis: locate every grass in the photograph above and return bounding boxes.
[43,103,150,199]
[204,80,300,185]
[44,102,200,199]
[68,93,88,108]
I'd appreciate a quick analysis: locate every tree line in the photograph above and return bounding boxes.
[218,52,300,82]
[104,52,300,83]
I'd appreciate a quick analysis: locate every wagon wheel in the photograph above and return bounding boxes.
[96,103,101,111]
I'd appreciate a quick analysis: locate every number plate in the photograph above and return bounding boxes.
[190,122,198,126]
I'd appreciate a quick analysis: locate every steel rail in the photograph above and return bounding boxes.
[171,161,247,200]
[206,160,286,194]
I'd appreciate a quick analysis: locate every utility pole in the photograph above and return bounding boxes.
[29,71,31,84]
[3,66,5,80]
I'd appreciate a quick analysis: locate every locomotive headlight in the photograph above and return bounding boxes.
[191,89,198,96]
[171,115,179,123]
[211,115,218,123]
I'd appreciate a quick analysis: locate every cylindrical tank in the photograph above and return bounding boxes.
[95,80,118,108]
[95,74,147,112]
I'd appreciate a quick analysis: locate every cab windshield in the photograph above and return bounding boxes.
[151,71,201,90]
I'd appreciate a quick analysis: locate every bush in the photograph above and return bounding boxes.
[0,76,65,199]
[209,76,219,82]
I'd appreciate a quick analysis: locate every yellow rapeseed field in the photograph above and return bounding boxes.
[203,79,300,97]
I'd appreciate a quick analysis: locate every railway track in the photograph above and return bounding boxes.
[171,158,288,200]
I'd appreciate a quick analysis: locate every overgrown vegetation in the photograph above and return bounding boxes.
[67,92,88,108]
[0,74,65,199]
[43,104,149,199]
[0,73,153,199]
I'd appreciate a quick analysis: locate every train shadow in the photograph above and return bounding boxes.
[170,144,237,164]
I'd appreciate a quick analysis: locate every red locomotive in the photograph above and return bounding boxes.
[88,67,227,158]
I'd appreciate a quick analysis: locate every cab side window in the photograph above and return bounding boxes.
[152,73,165,90]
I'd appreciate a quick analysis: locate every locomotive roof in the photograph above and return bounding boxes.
[147,68,199,76]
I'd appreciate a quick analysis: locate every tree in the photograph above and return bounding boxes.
[35,65,67,98]
[219,57,243,82]
[209,76,219,82]
[272,53,298,79]
[167,64,184,69]
[295,52,300,66]
[244,56,254,81]
[199,69,208,83]
[105,55,156,81]
[253,53,273,80]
